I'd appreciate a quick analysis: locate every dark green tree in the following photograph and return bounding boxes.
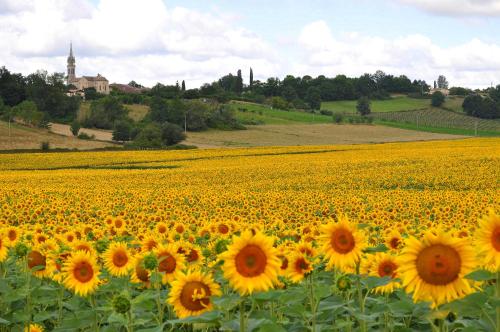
[132,123,163,148]
[437,75,448,89]
[305,87,322,110]
[181,80,186,92]
[356,96,371,116]
[431,91,445,107]
[161,122,185,145]
[70,120,81,136]
[249,68,254,88]
[112,120,132,141]
[236,70,243,94]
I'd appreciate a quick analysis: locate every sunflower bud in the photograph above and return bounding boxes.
[15,243,29,258]
[112,294,131,314]
[336,276,351,291]
[94,239,108,254]
[143,253,158,271]
[214,239,228,254]
[202,248,211,258]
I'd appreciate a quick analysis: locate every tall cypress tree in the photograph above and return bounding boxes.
[236,69,243,94]
[181,80,186,91]
[249,68,254,88]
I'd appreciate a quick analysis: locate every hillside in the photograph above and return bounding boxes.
[0,121,117,150]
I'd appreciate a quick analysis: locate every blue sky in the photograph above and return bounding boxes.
[1,0,500,88]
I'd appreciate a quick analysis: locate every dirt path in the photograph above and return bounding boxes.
[50,123,113,141]
[184,124,469,148]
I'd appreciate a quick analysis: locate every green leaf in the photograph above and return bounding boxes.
[465,270,495,281]
[364,243,388,253]
[257,323,286,332]
[0,317,10,325]
[363,276,391,289]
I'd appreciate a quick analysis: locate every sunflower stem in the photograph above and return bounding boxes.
[355,263,366,332]
[239,298,246,332]
[127,309,134,332]
[496,271,500,332]
[57,285,64,324]
[90,294,100,332]
[308,272,317,332]
[25,256,32,331]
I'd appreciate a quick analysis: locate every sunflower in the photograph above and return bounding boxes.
[287,252,314,283]
[103,242,133,277]
[154,244,185,284]
[0,233,8,262]
[27,247,55,278]
[320,216,366,272]
[397,229,476,308]
[168,270,221,318]
[130,253,151,287]
[25,324,44,332]
[5,226,20,247]
[62,250,100,297]
[219,230,280,295]
[362,252,401,294]
[475,209,500,271]
[385,230,403,251]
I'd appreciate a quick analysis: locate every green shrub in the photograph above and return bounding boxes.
[40,141,50,151]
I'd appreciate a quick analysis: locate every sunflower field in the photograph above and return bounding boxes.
[0,138,499,332]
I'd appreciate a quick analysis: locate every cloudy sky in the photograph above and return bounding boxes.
[1,0,499,88]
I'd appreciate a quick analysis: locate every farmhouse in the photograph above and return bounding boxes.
[66,43,110,95]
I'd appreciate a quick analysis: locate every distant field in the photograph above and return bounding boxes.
[77,102,149,123]
[0,121,116,150]
[321,97,430,113]
[229,101,332,124]
[370,107,500,136]
[124,104,149,122]
[183,123,467,148]
[444,96,465,113]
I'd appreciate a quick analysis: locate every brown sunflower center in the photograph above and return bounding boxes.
[28,250,46,270]
[235,244,267,277]
[135,260,150,282]
[279,255,288,270]
[491,226,500,252]
[112,250,129,267]
[115,219,123,228]
[158,225,167,233]
[416,244,461,285]
[73,261,94,283]
[218,224,229,234]
[330,228,355,254]
[8,230,17,241]
[378,260,397,278]
[389,237,401,249]
[158,253,177,274]
[187,249,199,262]
[180,281,211,312]
[295,258,310,273]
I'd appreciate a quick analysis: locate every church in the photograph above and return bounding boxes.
[67,43,110,95]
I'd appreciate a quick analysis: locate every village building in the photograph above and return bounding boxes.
[67,43,110,95]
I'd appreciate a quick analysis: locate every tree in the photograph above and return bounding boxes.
[0,66,26,106]
[462,94,483,117]
[437,75,448,89]
[132,123,163,148]
[128,81,144,88]
[181,80,186,92]
[84,87,100,100]
[305,87,321,110]
[434,81,437,89]
[249,68,254,88]
[431,91,445,107]
[270,96,288,110]
[149,96,170,123]
[161,122,185,145]
[70,120,81,136]
[13,100,45,127]
[356,97,371,116]
[488,85,500,102]
[236,69,243,94]
[112,120,132,141]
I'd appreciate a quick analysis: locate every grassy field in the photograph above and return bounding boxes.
[0,121,116,150]
[124,104,149,121]
[77,102,149,123]
[321,96,430,113]
[183,123,467,148]
[370,108,500,135]
[229,101,332,124]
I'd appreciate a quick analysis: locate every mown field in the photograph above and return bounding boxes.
[321,97,431,114]
[0,138,499,332]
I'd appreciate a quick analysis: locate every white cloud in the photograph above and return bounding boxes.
[295,20,500,88]
[0,0,279,87]
[394,0,500,16]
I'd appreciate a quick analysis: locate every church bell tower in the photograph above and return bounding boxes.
[67,42,76,85]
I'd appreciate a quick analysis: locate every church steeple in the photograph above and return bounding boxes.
[67,42,76,85]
